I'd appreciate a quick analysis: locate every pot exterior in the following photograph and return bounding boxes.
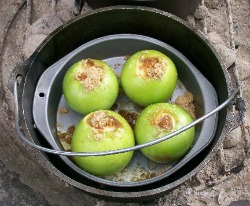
[85,0,202,18]
[14,6,233,201]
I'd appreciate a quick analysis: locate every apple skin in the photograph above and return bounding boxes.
[134,103,195,163]
[63,59,119,114]
[71,110,135,176]
[120,50,178,106]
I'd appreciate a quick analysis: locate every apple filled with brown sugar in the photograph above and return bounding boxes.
[63,59,119,114]
[121,50,178,106]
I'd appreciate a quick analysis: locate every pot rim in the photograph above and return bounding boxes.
[31,5,232,93]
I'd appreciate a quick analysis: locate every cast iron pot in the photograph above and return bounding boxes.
[32,33,219,187]
[11,6,243,202]
[85,0,202,18]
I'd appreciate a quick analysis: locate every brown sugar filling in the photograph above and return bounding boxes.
[87,111,122,130]
[138,56,167,80]
[151,112,174,132]
[118,109,138,129]
[175,91,196,119]
[86,111,122,141]
[57,125,75,145]
[75,59,105,92]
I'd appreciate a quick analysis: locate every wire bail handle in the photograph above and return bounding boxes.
[14,78,240,157]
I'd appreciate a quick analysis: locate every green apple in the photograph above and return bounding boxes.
[120,50,178,106]
[134,103,195,163]
[71,110,135,176]
[63,59,119,114]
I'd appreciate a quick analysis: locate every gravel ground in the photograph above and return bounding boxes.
[0,0,249,205]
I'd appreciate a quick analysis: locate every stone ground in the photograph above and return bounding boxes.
[0,0,250,205]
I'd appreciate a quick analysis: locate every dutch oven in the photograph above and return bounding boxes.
[10,6,244,202]
[85,0,202,18]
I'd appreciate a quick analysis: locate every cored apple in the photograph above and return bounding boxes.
[120,50,178,106]
[71,110,135,176]
[63,59,119,114]
[134,103,195,163]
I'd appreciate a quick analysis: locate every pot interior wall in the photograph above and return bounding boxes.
[22,7,228,197]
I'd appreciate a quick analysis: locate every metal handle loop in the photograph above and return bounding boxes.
[14,78,240,157]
